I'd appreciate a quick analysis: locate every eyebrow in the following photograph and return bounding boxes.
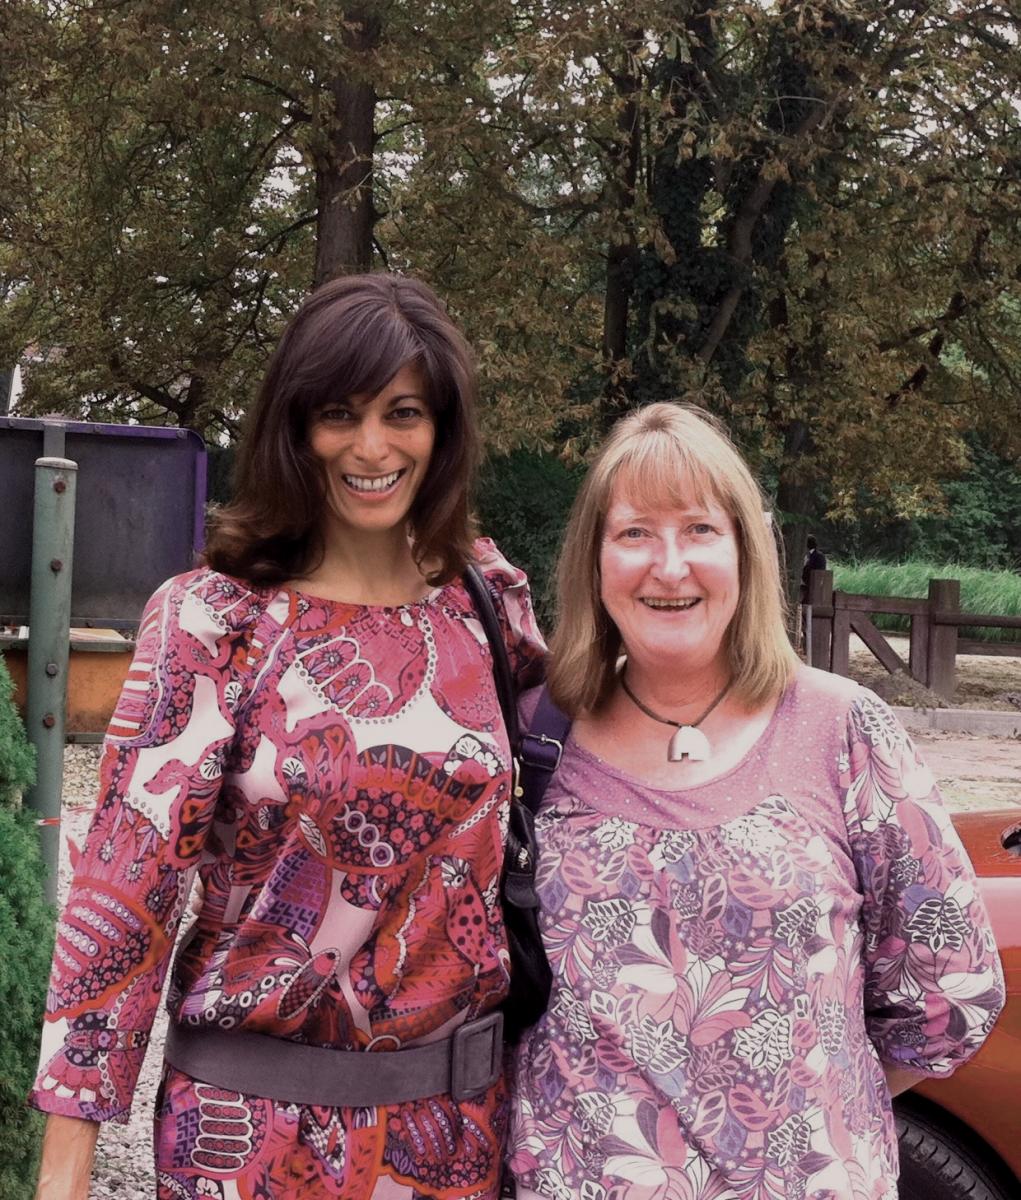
[608,504,713,522]
[320,390,428,409]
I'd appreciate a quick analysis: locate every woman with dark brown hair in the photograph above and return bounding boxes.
[31,273,545,1200]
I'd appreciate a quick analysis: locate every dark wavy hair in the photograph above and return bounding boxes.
[205,273,480,585]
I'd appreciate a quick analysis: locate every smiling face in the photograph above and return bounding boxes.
[599,482,741,679]
[307,363,436,544]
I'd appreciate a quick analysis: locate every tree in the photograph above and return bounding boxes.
[541,0,1021,602]
[3,0,1019,586]
[1,2,429,435]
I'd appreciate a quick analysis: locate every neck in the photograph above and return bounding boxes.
[621,656,730,721]
[307,521,430,605]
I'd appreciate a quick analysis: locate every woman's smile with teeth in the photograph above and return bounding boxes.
[641,597,700,609]
[342,469,405,492]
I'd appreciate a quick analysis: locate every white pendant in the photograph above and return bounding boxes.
[668,725,711,762]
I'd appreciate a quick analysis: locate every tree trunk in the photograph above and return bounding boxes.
[599,33,643,431]
[775,418,818,621]
[313,10,380,286]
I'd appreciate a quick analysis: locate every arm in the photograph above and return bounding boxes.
[840,691,1006,1080]
[474,538,547,690]
[29,573,247,1137]
[883,1065,925,1098]
[34,1114,99,1200]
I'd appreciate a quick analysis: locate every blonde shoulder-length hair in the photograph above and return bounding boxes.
[548,402,800,716]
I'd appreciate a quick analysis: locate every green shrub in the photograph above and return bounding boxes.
[832,559,1021,643]
[0,655,51,1199]
[0,655,35,811]
[476,449,583,632]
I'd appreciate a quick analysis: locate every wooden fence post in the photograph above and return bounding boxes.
[831,595,850,676]
[807,569,832,671]
[927,578,960,701]
[909,611,930,686]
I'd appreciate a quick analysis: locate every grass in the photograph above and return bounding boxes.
[832,559,1021,643]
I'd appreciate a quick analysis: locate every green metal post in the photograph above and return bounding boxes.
[25,456,77,904]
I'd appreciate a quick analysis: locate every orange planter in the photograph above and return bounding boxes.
[2,633,134,737]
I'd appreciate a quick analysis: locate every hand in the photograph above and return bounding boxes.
[34,1113,99,1200]
[189,873,206,917]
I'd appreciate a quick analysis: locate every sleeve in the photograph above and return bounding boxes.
[28,572,251,1122]
[474,537,547,692]
[839,689,1006,1077]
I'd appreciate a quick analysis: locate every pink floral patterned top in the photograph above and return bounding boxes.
[508,667,1005,1200]
[30,540,544,1199]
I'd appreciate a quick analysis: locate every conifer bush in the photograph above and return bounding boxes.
[0,655,34,809]
[0,654,53,1200]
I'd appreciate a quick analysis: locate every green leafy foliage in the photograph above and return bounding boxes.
[812,435,1021,571]
[0,806,53,1200]
[476,450,583,632]
[0,657,50,1199]
[0,655,35,810]
[3,0,1020,599]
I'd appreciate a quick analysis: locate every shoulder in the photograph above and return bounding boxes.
[143,566,272,640]
[789,663,908,732]
[791,664,862,707]
[780,665,874,762]
[470,537,530,592]
[517,683,544,728]
[790,667,922,780]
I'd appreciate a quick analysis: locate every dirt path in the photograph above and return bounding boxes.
[849,636,1020,813]
[911,729,1020,812]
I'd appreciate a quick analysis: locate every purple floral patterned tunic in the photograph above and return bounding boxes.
[508,667,1004,1200]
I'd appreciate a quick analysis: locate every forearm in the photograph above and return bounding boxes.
[884,1065,923,1099]
[34,1113,100,1200]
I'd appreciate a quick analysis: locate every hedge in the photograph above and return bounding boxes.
[0,654,53,1199]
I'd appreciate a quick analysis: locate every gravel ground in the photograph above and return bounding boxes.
[52,728,1020,1199]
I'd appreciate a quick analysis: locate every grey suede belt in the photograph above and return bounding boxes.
[163,1011,504,1106]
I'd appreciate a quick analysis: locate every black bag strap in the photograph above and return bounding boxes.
[463,564,519,749]
[463,565,571,816]
[518,687,572,815]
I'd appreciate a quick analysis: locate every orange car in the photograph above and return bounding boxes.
[895,810,1021,1200]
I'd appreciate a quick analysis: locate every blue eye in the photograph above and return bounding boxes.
[691,523,715,536]
[622,527,647,540]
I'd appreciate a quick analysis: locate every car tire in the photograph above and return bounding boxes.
[896,1104,1016,1200]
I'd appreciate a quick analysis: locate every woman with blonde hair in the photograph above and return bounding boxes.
[508,402,1003,1200]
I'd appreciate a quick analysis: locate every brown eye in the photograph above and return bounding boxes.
[317,407,354,423]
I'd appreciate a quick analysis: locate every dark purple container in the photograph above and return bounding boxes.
[0,417,208,628]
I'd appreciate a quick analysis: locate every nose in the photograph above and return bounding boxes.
[351,413,388,463]
[651,533,691,582]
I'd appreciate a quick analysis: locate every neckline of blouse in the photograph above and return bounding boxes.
[565,670,801,799]
[272,579,453,614]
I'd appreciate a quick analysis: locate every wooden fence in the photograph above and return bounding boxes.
[803,571,1021,700]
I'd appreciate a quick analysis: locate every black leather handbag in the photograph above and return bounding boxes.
[463,566,565,1043]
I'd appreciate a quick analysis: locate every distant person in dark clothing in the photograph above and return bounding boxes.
[800,535,827,603]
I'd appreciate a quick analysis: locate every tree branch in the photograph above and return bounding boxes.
[696,97,838,365]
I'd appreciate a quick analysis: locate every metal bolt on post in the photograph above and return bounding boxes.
[25,456,78,904]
